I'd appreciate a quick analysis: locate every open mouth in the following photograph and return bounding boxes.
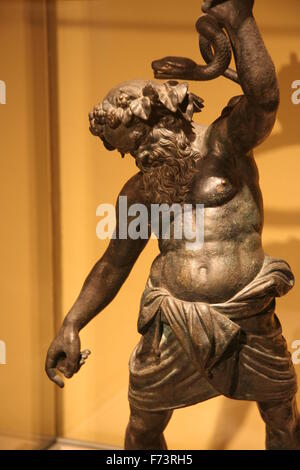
[151,60,174,79]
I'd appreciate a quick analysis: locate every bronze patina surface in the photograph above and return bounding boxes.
[46,0,300,450]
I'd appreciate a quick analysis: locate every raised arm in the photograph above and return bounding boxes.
[205,0,279,153]
[45,173,149,387]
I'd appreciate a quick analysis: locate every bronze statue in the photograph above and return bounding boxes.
[46,0,300,450]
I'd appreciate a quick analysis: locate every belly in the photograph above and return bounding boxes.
[150,238,264,302]
[150,184,264,303]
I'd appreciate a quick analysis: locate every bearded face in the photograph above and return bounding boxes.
[132,116,200,204]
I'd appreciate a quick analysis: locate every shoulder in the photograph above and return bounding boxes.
[220,95,245,119]
[209,95,245,133]
[205,95,246,153]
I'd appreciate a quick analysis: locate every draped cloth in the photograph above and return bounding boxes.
[128,256,297,412]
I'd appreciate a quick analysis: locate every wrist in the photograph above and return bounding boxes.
[225,12,254,32]
[62,314,81,332]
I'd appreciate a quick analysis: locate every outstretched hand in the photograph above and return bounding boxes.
[45,323,91,388]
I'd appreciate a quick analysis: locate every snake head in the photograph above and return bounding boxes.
[152,56,197,80]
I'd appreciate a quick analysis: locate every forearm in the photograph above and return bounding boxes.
[63,257,132,331]
[227,15,279,110]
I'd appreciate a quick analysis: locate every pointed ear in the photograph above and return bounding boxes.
[129,96,151,120]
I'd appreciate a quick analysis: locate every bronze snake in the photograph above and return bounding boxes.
[152,13,239,84]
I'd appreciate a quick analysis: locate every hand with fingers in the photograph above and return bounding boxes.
[45,322,91,388]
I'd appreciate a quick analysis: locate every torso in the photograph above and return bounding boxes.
[149,123,264,303]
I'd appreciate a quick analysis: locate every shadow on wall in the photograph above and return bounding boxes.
[257,52,300,155]
[207,238,300,450]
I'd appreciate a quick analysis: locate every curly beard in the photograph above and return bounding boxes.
[134,124,200,204]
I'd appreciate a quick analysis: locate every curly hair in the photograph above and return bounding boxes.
[133,115,200,204]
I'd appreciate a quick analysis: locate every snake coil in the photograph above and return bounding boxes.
[152,14,239,84]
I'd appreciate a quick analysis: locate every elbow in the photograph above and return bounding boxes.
[262,89,280,113]
[250,88,279,114]
[101,254,134,276]
[247,70,280,113]
[258,75,280,112]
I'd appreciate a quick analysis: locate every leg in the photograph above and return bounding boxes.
[257,396,300,450]
[125,404,173,450]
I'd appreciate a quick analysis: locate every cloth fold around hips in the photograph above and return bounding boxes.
[129,256,297,411]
